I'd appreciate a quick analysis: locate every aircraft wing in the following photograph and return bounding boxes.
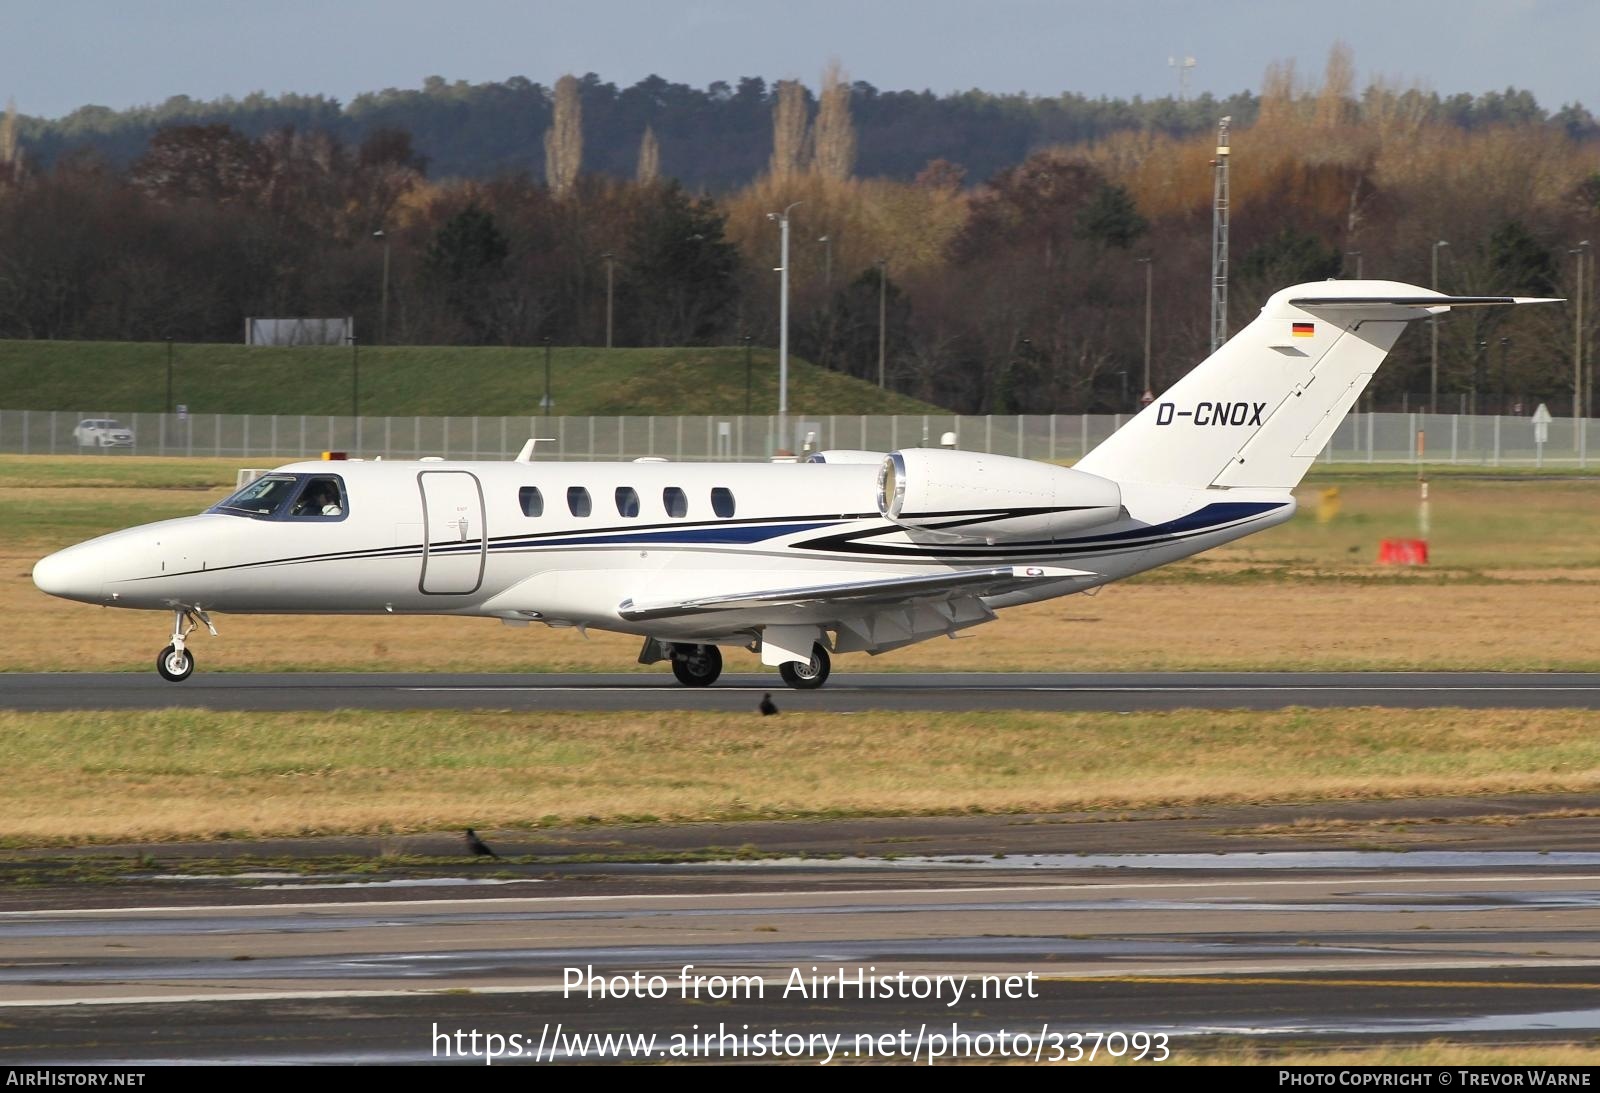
[616,564,1094,622]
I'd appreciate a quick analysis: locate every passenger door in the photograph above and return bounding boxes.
[417,471,486,595]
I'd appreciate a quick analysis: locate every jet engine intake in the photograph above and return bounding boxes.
[877,448,1122,542]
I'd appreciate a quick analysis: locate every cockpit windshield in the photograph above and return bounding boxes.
[212,474,300,517]
[210,474,347,520]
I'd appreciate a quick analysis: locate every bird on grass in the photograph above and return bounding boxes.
[465,828,499,858]
[759,693,778,716]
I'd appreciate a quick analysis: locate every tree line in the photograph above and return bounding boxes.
[15,68,1595,193]
[1,47,1598,414]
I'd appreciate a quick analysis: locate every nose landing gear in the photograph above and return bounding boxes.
[156,644,193,682]
[156,607,216,682]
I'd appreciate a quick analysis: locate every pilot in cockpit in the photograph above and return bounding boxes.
[293,479,343,517]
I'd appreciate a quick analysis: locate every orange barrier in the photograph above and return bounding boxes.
[1376,538,1429,565]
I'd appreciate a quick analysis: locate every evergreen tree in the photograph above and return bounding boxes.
[424,204,510,342]
[1075,183,1147,250]
[620,183,740,345]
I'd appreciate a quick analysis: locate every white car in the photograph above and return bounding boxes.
[74,419,135,448]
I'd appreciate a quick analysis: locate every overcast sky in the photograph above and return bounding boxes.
[7,0,1597,119]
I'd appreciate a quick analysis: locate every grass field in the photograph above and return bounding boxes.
[3,706,1598,843]
[3,455,1598,672]
[0,339,942,417]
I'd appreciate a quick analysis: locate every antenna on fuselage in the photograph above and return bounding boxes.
[514,438,557,463]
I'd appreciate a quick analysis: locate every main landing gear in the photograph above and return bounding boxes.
[156,607,216,683]
[778,643,830,690]
[657,639,831,690]
[670,643,723,687]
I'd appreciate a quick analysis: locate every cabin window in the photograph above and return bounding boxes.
[519,486,544,517]
[711,487,736,518]
[663,486,688,518]
[289,476,346,518]
[567,486,592,517]
[615,486,640,518]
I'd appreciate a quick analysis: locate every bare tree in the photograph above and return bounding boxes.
[0,99,20,177]
[813,62,855,181]
[1315,42,1356,129]
[769,79,810,179]
[637,125,660,185]
[1258,59,1300,127]
[544,74,582,197]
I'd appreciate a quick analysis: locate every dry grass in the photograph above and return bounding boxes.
[5,459,1600,673]
[3,707,1599,843]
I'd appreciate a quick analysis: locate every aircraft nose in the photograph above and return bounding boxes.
[32,544,104,603]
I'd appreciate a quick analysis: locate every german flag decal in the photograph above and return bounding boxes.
[1292,322,1315,337]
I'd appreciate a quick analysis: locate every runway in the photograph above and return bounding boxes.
[5,797,1600,1064]
[4,670,1600,712]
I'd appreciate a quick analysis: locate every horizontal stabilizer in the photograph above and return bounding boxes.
[617,564,1093,622]
[1290,294,1562,310]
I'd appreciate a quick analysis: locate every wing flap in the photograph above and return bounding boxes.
[617,564,1093,622]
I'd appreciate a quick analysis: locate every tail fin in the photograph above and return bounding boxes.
[1075,280,1558,490]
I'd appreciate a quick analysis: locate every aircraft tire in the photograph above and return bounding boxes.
[778,644,830,690]
[670,643,722,687]
[156,644,194,682]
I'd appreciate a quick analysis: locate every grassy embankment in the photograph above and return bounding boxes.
[0,339,941,417]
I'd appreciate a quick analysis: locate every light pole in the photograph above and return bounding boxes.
[164,336,173,415]
[766,201,801,432]
[743,333,753,414]
[1472,338,1487,416]
[1499,335,1511,415]
[1345,250,1363,279]
[1573,241,1590,422]
[876,257,888,389]
[349,335,359,420]
[818,234,832,293]
[1136,256,1153,401]
[601,251,616,349]
[373,229,390,345]
[542,336,552,417]
[1430,239,1450,412]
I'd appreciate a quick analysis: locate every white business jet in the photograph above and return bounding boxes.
[33,281,1554,688]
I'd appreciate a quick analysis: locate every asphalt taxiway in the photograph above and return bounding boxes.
[3,670,1600,712]
[4,797,1600,1064]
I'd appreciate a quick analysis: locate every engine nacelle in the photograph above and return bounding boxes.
[877,448,1122,543]
[804,450,885,465]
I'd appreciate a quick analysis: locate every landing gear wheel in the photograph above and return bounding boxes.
[670,643,723,687]
[156,644,194,682]
[778,644,830,690]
